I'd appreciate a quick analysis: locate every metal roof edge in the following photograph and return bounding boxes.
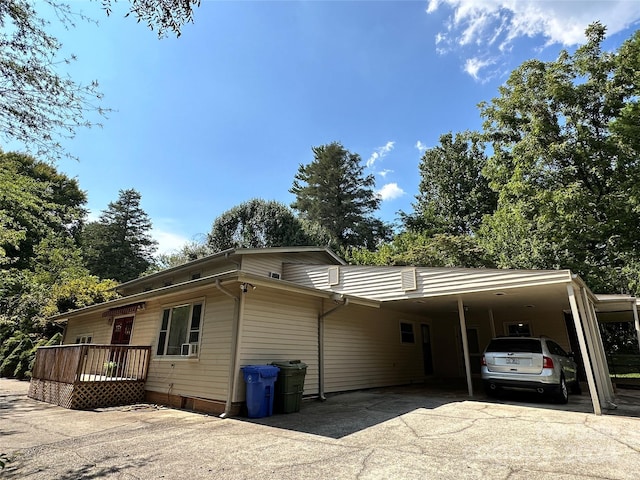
[235,271,379,308]
[50,266,377,322]
[115,247,345,291]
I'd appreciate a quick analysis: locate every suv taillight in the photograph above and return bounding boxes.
[543,356,554,369]
[481,355,486,366]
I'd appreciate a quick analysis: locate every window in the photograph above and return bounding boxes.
[505,322,531,337]
[156,302,203,356]
[75,334,92,344]
[400,322,415,344]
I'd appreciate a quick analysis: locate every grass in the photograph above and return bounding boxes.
[610,373,640,379]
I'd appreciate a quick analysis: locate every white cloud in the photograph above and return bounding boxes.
[366,141,395,168]
[377,183,405,201]
[426,0,640,79]
[464,57,495,80]
[152,228,190,255]
[415,140,427,153]
[379,169,393,178]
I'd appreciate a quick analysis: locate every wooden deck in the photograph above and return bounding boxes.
[28,344,151,409]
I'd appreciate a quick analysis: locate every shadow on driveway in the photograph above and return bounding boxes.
[244,381,640,439]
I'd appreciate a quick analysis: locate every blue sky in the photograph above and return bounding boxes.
[25,0,640,254]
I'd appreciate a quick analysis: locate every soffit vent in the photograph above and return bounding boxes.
[328,266,340,286]
[401,268,417,291]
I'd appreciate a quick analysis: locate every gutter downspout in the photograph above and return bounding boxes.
[318,297,349,401]
[215,280,240,418]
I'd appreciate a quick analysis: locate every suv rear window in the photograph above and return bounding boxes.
[485,338,542,353]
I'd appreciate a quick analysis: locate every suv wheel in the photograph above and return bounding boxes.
[555,375,569,404]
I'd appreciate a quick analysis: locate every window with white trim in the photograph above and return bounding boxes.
[75,334,92,344]
[504,322,531,337]
[156,302,203,356]
[400,322,415,344]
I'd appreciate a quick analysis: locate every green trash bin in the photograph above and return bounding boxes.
[271,360,307,413]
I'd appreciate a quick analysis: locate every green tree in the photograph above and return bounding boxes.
[103,0,201,37]
[2,0,201,164]
[404,131,497,235]
[154,237,212,270]
[0,151,86,268]
[348,231,493,268]
[478,23,640,294]
[0,150,119,380]
[207,199,333,252]
[290,142,391,251]
[82,189,157,282]
[0,1,109,163]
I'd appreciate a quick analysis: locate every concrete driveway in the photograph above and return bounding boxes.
[2,378,640,479]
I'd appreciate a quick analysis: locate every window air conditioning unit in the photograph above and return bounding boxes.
[181,343,199,357]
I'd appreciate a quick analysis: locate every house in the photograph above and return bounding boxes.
[29,247,640,415]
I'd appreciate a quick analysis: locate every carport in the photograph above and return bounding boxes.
[379,268,623,415]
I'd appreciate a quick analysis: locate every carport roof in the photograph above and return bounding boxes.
[308,265,637,319]
[383,281,577,316]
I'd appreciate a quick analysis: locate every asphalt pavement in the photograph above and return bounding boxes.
[2,378,640,479]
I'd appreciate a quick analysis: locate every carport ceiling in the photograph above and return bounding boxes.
[384,283,572,316]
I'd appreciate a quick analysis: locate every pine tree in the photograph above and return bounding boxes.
[82,189,157,282]
[290,142,390,251]
[404,131,496,235]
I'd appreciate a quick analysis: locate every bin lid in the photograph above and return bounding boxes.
[271,360,307,370]
[242,365,280,377]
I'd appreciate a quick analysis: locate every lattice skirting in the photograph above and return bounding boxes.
[29,378,75,408]
[29,379,146,410]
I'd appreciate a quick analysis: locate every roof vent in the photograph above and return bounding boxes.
[401,268,417,291]
[328,266,340,286]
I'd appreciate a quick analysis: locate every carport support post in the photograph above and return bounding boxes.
[488,309,496,338]
[458,297,473,397]
[567,284,601,415]
[579,287,615,403]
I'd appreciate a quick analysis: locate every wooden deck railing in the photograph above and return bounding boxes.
[31,344,151,384]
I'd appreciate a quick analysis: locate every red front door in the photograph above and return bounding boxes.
[111,316,134,345]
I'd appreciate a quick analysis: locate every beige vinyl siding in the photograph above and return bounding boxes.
[235,289,319,402]
[424,308,574,377]
[323,305,425,393]
[64,313,114,344]
[241,252,342,279]
[63,288,234,402]
[144,289,234,401]
[424,311,494,378]
[283,265,574,301]
[491,307,572,351]
[240,255,284,279]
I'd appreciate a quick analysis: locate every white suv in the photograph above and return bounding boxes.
[481,336,581,403]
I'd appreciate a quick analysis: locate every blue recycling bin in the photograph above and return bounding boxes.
[242,365,280,418]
